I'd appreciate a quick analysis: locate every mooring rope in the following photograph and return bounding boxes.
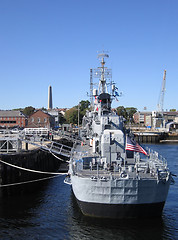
[0,159,67,175]
[0,175,62,188]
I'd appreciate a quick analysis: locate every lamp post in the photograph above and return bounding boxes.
[78,103,80,132]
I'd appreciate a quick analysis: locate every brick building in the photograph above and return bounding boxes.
[0,110,27,128]
[27,110,55,129]
[133,112,152,125]
[163,111,178,123]
[133,111,178,129]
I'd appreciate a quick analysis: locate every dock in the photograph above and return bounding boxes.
[0,129,77,194]
[133,130,178,143]
[133,131,165,143]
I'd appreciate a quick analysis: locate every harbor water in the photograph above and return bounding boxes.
[0,144,177,240]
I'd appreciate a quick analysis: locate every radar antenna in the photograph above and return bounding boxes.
[89,52,121,108]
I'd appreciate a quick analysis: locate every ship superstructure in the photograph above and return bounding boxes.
[66,54,171,218]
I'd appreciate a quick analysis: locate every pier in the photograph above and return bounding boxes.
[133,130,178,143]
[0,128,78,193]
[0,128,76,155]
[133,131,166,143]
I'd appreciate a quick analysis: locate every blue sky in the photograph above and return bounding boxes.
[0,0,178,111]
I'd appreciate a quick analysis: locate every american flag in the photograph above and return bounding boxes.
[126,136,148,155]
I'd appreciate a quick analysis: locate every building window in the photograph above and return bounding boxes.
[31,117,34,122]
[0,121,16,123]
[44,118,47,123]
[38,117,40,123]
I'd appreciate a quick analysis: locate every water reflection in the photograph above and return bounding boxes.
[68,191,176,240]
[0,181,48,219]
[0,151,177,240]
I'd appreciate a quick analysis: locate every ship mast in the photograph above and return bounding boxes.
[98,53,109,94]
[90,53,114,110]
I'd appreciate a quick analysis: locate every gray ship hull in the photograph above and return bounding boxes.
[76,198,165,219]
[71,174,170,219]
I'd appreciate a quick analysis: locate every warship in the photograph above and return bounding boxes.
[66,53,171,218]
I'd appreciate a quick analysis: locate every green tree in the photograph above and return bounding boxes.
[116,106,137,122]
[41,107,47,111]
[65,107,78,124]
[65,100,90,125]
[170,109,176,112]
[12,108,23,111]
[116,106,127,119]
[23,106,35,116]
[79,100,90,112]
[126,107,137,122]
[79,100,90,122]
[59,112,66,124]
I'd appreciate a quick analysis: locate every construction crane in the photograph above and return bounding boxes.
[157,70,166,114]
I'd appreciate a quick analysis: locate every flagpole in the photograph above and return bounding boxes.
[124,135,127,169]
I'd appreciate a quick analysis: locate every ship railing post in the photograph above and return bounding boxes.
[114,164,116,179]
[25,142,28,150]
[60,145,63,154]
[97,163,99,178]
[50,142,54,151]
[7,139,9,153]
[17,138,22,152]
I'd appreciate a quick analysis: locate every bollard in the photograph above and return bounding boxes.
[26,142,28,151]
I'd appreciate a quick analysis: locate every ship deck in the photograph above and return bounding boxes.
[75,169,157,180]
[72,142,166,181]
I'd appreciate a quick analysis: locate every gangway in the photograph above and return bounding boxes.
[24,128,49,136]
[0,136,22,153]
[21,136,72,158]
[0,130,80,159]
[52,130,82,144]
